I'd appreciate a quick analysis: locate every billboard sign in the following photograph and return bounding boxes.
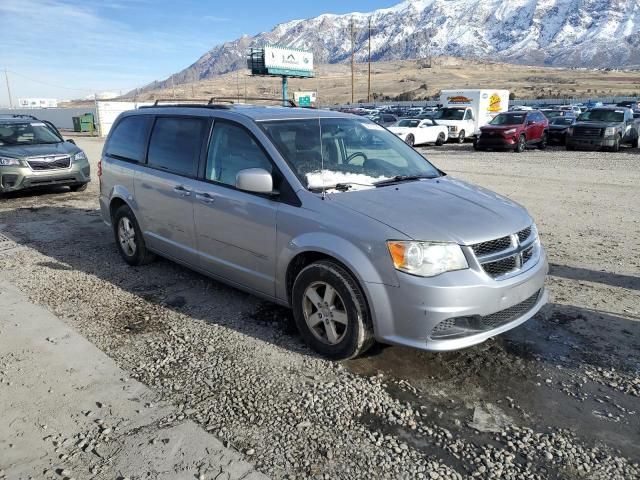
[264,45,314,77]
[17,98,58,108]
[294,91,317,106]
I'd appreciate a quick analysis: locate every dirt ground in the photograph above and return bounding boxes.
[0,136,638,479]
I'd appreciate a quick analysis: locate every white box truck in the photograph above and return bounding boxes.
[434,90,509,142]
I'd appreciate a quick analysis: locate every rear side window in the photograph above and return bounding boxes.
[147,117,206,177]
[105,116,151,162]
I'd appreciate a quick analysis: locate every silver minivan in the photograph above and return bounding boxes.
[99,104,548,359]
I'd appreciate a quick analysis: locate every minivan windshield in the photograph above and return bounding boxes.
[0,122,62,146]
[433,108,465,120]
[260,117,441,191]
[489,113,526,125]
[578,109,625,123]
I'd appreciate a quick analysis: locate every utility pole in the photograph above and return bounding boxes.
[4,69,13,108]
[368,18,372,103]
[350,19,355,104]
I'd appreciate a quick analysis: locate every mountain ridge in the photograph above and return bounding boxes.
[142,0,640,92]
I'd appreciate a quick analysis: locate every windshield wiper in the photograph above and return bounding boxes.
[309,182,372,192]
[373,175,434,187]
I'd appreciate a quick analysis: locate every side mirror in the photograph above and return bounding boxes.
[66,139,76,145]
[527,120,535,126]
[236,168,274,194]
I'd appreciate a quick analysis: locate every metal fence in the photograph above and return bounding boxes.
[0,107,97,130]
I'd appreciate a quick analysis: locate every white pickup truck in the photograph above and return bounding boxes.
[434,90,510,142]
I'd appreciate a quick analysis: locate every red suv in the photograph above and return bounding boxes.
[475,111,548,152]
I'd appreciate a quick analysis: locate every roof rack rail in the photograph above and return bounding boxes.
[0,114,39,120]
[207,96,297,107]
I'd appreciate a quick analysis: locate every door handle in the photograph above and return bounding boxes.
[173,185,192,197]
[194,191,215,203]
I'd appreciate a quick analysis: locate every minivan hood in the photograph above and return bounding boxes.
[328,177,531,245]
[0,141,80,159]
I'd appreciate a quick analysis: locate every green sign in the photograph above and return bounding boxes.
[298,96,311,107]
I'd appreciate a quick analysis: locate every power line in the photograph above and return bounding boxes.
[2,69,97,92]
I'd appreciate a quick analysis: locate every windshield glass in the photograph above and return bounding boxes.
[578,109,625,122]
[433,108,465,120]
[260,118,441,191]
[541,110,562,119]
[551,117,574,126]
[397,119,420,128]
[489,113,526,125]
[0,122,62,146]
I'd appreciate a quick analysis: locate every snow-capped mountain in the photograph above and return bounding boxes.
[147,0,640,90]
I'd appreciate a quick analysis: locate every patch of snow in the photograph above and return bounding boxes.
[305,170,391,192]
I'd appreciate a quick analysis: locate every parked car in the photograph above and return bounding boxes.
[388,118,448,146]
[100,104,548,359]
[566,107,639,151]
[405,107,424,117]
[0,116,90,194]
[540,109,576,120]
[616,100,640,109]
[475,110,549,152]
[367,114,398,127]
[547,116,576,145]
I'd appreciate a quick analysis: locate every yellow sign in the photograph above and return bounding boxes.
[488,93,502,112]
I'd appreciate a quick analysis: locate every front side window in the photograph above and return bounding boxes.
[0,121,62,146]
[147,117,206,176]
[206,122,272,186]
[106,116,151,162]
[260,118,441,191]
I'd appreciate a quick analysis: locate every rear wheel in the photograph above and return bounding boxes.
[113,205,155,266]
[515,134,526,153]
[405,134,415,147]
[457,130,465,144]
[292,260,374,360]
[633,137,639,148]
[566,144,575,151]
[70,183,88,192]
[435,132,446,146]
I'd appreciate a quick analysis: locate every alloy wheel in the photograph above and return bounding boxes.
[302,281,349,345]
[118,217,137,257]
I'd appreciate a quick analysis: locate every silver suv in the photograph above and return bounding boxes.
[99,104,548,359]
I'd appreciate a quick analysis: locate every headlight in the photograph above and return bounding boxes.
[387,241,468,277]
[504,128,517,135]
[604,127,616,136]
[72,151,87,162]
[0,156,21,166]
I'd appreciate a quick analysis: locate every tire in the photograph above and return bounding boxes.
[113,205,155,266]
[611,135,621,152]
[435,132,446,146]
[566,144,575,151]
[633,137,639,149]
[70,183,88,192]
[515,134,526,153]
[292,260,375,360]
[405,134,415,147]
[457,130,465,144]
[538,132,547,150]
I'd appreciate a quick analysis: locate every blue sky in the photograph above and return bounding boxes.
[0,0,397,104]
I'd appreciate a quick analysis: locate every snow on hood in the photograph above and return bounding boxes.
[305,170,390,192]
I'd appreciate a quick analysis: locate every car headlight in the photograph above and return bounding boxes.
[504,128,517,135]
[72,151,87,162]
[387,241,469,277]
[0,156,21,166]
[604,127,616,136]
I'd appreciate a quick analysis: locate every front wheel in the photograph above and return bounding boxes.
[435,132,446,146]
[70,183,88,192]
[292,260,374,360]
[515,134,526,153]
[632,136,639,148]
[113,205,156,266]
[405,134,415,147]
[457,130,465,144]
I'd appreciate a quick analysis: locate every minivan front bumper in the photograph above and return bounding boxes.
[366,247,548,351]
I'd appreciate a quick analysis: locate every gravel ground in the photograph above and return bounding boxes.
[0,137,638,479]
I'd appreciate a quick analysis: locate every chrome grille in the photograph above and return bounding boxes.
[574,127,603,137]
[27,155,71,171]
[470,225,538,280]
